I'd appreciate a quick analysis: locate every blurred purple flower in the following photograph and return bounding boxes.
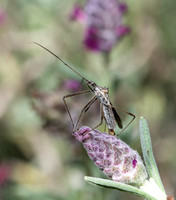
[118,2,128,13]
[73,126,148,186]
[0,7,6,25]
[70,5,86,23]
[0,164,10,186]
[116,25,131,37]
[70,0,130,52]
[62,79,80,91]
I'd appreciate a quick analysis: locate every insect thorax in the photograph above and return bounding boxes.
[94,86,110,106]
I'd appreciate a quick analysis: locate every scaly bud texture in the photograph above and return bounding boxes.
[70,0,130,52]
[73,127,148,186]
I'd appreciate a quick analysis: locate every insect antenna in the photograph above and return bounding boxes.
[34,42,90,83]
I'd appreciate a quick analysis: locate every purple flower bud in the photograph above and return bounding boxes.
[0,164,10,185]
[62,79,80,91]
[116,25,131,37]
[70,0,130,52]
[84,27,104,52]
[73,127,148,186]
[0,7,6,25]
[118,2,128,14]
[70,5,86,23]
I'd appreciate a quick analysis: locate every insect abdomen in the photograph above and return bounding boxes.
[103,105,116,130]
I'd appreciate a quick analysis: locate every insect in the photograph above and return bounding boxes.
[34,42,135,136]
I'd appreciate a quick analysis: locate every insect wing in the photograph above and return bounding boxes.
[112,107,123,129]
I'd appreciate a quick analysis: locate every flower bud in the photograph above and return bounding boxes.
[73,126,148,186]
[62,79,80,92]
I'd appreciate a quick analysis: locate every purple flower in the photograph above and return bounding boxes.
[116,25,131,37]
[62,79,80,91]
[70,0,130,52]
[118,2,128,14]
[0,7,6,25]
[70,5,86,23]
[73,126,148,186]
[0,164,10,186]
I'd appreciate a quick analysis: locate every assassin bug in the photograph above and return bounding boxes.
[34,42,135,136]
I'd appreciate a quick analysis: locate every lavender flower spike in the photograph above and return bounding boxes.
[70,0,130,52]
[73,126,148,187]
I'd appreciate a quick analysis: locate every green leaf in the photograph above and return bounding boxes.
[84,176,157,200]
[139,117,165,192]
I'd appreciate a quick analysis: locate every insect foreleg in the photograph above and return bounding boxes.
[104,119,107,132]
[74,96,97,132]
[90,104,104,131]
[63,90,91,130]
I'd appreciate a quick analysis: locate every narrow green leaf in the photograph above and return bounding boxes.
[139,117,165,192]
[84,176,157,200]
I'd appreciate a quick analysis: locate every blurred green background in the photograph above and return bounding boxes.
[0,0,175,199]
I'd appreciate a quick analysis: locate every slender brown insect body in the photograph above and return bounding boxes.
[103,105,117,135]
[89,83,117,135]
[34,42,135,136]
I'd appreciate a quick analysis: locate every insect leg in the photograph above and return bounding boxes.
[111,105,136,136]
[78,78,84,91]
[104,118,107,132]
[63,90,91,129]
[90,104,104,131]
[74,96,97,132]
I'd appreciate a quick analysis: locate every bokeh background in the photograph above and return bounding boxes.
[0,0,176,199]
